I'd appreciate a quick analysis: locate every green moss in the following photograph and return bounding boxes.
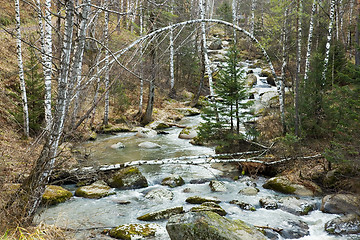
[301,205,314,215]
[186,196,221,204]
[42,185,72,205]
[263,178,296,194]
[74,181,112,199]
[109,224,157,239]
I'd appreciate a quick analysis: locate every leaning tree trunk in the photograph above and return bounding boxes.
[304,0,316,82]
[5,0,75,225]
[199,0,214,96]
[322,0,336,82]
[141,48,156,125]
[14,0,29,138]
[103,0,110,126]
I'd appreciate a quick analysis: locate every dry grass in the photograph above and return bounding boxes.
[0,223,70,240]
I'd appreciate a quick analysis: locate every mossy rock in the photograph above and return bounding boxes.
[263,176,321,196]
[75,180,113,199]
[109,223,158,239]
[178,127,198,139]
[190,202,227,216]
[137,206,184,221]
[101,124,131,134]
[146,121,171,130]
[161,175,185,188]
[325,214,360,235]
[88,131,97,141]
[42,185,72,205]
[107,166,148,189]
[174,108,200,116]
[230,200,256,211]
[186,196,221,204]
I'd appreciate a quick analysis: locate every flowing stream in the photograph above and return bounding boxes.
[35,62,359,240]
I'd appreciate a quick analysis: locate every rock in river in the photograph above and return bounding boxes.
[42,185,72,205]
[166,211,267,240]
[186,196,221,204]
[161,174,185,188]
[321,193,360,215]
[190,202,227,216]
[146,121,170,130]
[209,180,227,192]
[238,186,259,196]
[107,166,148,189]
[229,200,256,211]
[325,214,360,235]
[109,223,159,239]
[138,141,161,149]
[111,142,125,149]
[178,127,198,139]
[135,127,157,138]
[278,196,315,216]
[145,188,174,201]
[137,206,184,221]
[263,176,322,196]
[75,180,113,199]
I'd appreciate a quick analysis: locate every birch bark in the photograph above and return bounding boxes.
[304,0,316,82]
[14,0,29,138]
[104,0,110,125]
[294,0,302,137]
[169,0,175,92]
[322,0,336,82]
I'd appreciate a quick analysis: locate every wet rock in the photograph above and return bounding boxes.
[109,223,158,239]
[166,211,267,240]
[279,220,309,239]
[42,185,72,205]
[259,197,278,210]
[246,74,257,87]
[174,107,200,116]
[113,200,131,205]
[209,38,222,50]
[183,187,195,193]
[102,124,131,134]
[278,196,315,216]
[135,127,157,138]
[263,176,322,196]
[209,180,227,192]
[178,127,198,139]
[325,214,360,234]
[111,142,125,149]
[88,131,97,141]
[137,206,184,221]
[186,196,221,204]
[239,186,259,196]
[146,121,170,130]
[75,180,113,199]
[145,188,174,201]
[321,194,360,215]
[190,202,227,216]
[138,141,161,149]
[190,178,210,184]
[161,175,185,188]
[260,68,272,78]
[107,166,148,189]
[267,76,276,86]
[229,200,256,211]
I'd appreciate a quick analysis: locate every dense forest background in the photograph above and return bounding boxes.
[0,0,359,236]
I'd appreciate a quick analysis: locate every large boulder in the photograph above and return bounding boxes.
[278,196,315,216]
[259,197,278,210]
[325,214,360,235]
[102,124,131,134]
[161,175,185,188]
[145,188,174,201]
[135,127,157,138]
[238,186,259,196]
[279,220,309,239]
[137,206,184,221]
[245,74,258,87]
[209,38,223,50]
[166,211,267,240]
[321,194,360,215]
[138,141,161,149]
[146,121,171,130]
[190,202,227,216]
[109,223,158,239]
[263,176,322,196]
[178,127,198,139]
[75,180,113,199]
[42,185,72,205]
[186,196,221,204]
[209,180,227,192]
[107,166,148,189]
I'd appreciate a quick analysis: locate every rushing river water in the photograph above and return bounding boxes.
[35,63,360,240]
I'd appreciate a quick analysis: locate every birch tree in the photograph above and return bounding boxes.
[294,0,302,137]
[104,0,110,125]
[169,0,175,94]
[250,0,256,36]
[14,0,29,138]
[232,0,237,41]
[304,0,317,82]
[322,0,336,82]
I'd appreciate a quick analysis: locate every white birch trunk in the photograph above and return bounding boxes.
[250,0,256,36]
[43,0,53,130]
[138,0,144,113]
[199,0,214,96]
[232,0,237,42]
[348,0,354,55]
[104,0,110,125]
[169,0,175,90]
[304,0,316,82]
[280,7,289,134]
[322,0,336,82]
[14,0,29,138]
